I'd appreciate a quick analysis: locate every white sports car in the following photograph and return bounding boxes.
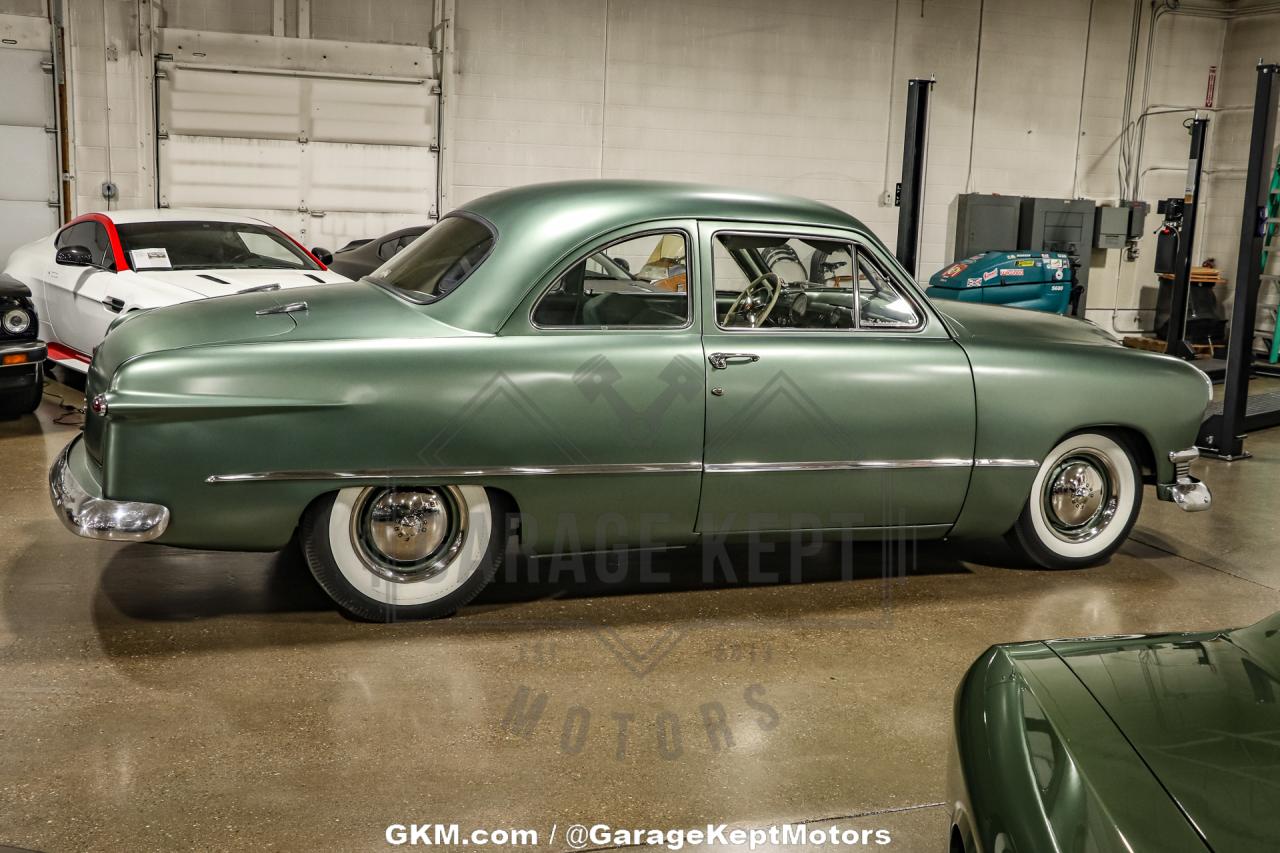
[3,209,350,372]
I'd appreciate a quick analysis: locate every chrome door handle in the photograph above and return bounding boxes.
[708,352,760,369]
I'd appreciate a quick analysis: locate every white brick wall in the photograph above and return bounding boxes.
[449,0,1274,332]
[27,0,1280,331]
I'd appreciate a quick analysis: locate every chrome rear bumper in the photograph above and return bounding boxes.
[49,436,170,541]
[1156,448,1212,512]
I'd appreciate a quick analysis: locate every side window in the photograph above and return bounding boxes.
[55,223,85,250]
[532,231,690,328]
[854,246,921,329]
[713,232,854,330]
[90,224,115,269]
[56,222,116,270]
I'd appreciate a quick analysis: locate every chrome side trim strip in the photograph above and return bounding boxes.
[973,458,1040,468]
[703,458,972,473]
[209,458,1042,484]
[207,462,703,483]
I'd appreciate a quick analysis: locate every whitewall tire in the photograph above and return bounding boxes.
[301,485,504,621]
[1008,432,1142,569]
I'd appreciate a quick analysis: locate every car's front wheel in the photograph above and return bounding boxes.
[300,485,504,621]
[1007,431,1142,569]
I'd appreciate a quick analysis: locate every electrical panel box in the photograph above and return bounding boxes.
[954,194,1021,260]
[1018,197,1096,316]
[1019,197,1097,256]
[1125,201,1149,240]
[1095,206,1130,249]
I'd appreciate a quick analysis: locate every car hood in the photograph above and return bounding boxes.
[1048,613,1280,851]
[135,267,349,299]
[932,300,1122,348]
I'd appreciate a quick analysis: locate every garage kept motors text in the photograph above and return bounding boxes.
[383,823,893,848]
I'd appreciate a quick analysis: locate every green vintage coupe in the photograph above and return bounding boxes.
[950,613,1280,852]
[49,181,1211,620]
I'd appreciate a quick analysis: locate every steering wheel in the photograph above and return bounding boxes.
[723,272,782,327]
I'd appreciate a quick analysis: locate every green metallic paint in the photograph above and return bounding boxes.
[938,301,1210,539]
[952,642,1209,852]
[73,180,1210,553]
[693,220,976,530]
[1046,615,1280,852]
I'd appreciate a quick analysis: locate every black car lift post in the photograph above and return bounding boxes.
[1165,116,1209,360]
[1199,63,1280,460]
[895,78,935,278]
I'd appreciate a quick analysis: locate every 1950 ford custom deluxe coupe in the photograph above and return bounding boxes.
[50,181,1212,620]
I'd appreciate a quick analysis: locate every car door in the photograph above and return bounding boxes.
[495,221,706,552]
[47,220,124,355]
[696,221,977,534]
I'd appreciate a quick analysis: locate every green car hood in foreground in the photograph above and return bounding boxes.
[1051,615,1280,851]
[953,613,1280,852]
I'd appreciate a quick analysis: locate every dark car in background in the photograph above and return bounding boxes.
[0,273,46,418]
[950,613,1280,852]
[322,225,428,279]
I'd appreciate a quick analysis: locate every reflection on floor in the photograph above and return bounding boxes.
[2,377,1278,851]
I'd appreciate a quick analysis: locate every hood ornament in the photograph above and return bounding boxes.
[255,301,308,316]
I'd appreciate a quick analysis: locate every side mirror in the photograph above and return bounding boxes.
[310,247,334,265]
[56,245,94,267]
[612,257,631,272]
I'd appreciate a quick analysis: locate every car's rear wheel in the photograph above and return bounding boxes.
[300,485,504,621]
[1007,431,1142,569]
[0,363,43,419]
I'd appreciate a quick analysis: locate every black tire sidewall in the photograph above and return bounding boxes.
[0,364,43,418]
[300,489,505,621]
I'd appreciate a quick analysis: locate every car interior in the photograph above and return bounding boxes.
[714,233,921,330]
[532,234,690,327]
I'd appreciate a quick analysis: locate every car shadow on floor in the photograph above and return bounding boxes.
[89,533,990,621]
[59,534,1048,661]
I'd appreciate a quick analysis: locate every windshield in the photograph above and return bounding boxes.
[115,221,320,271]
[369,215,494,302]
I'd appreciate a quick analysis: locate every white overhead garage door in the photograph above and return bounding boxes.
[0,14,60,268]
[155,30,438,254]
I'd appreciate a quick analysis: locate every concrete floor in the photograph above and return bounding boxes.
[2,377,1279,852]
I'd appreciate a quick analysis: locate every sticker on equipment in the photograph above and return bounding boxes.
[130,248,172,270]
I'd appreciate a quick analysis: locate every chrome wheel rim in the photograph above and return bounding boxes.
[350,486,467,583]
[1041,449,1119,544]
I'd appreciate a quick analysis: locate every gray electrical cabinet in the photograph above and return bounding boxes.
[1094,206,1130,250]
[1019,197,1097,315]
[1019,197,1097,256]
[954,194,1021,260]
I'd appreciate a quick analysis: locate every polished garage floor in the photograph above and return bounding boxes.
[2,379,1278,852]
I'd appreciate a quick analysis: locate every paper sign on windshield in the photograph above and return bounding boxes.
[130,248,172,270]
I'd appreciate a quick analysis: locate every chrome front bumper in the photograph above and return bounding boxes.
[1156,448,1212,512]
[49,436,170,541]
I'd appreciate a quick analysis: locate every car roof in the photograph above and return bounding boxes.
[426,180,872,333]
[88,208,278,227]
[462,179,866,236]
